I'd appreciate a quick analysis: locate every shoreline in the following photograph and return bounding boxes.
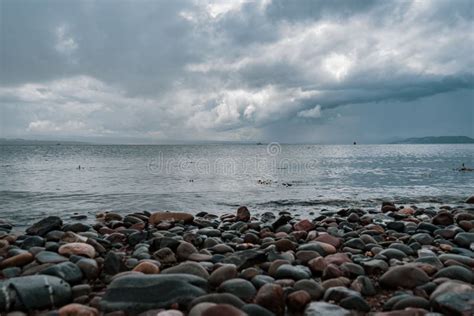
[1,199,473,315]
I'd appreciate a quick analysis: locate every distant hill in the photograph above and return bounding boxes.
[392,136,474,144]
[0,138,89,145]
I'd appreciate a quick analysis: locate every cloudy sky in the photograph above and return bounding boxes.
[1,0,473,143]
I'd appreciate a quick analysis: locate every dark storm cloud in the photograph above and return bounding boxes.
[0,0,473,142]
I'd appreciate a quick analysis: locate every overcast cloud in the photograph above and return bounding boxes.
[1,0,473,143]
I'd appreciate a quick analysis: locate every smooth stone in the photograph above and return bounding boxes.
[154,247,177,264]
[133,261,160,274]
[432,212,454,226]
[76,258,99,280]
[1,267,21,278]
[410,233,433,245]
[350,275,376,296]
[40,261,83,284]
[150,237,181,252]
[236,206,251,222]
[379,248,407,260]
[380,265,430,288]
[58,303,99,316]
[340,262,365,277]
[391,296,430,310]
[430,280,473,300]
[295,250,320,264]
[344,238,365,250]
[71,284,92,298]
[100,274,207,312]
[189,303,217,316]
[176,242,199,260]
[431,291,474,315]
[254,284,285,316]
[251,275,275,289]
[322,277,351,289]
[218,278,256,302]
[209,265,238,287]
[0,252,34,269]
[241,304,274,316]
[274,239,296,252]
[190,293,245,309]
[103,251,126,275]
[386,221,405,232]
[274,264,311,280]
[59,243,95,258]
[201,304,247,316]
[339,295,370,312]
[324,253,352,266]
[0,275,71,311]
[294,219,315,232]
[314,234,342,248]
[210,244,234,254]
[382,294,411,311]
[434,265,474,283]
[454,232,474,248]
[361,259,389,275]
[162,262,209,279]
[149,212,194,224]
[415,256,443,271]
[287,290,311,312]
[35,251,68,264]
[21,236,44,249]
[304,302,351,316]
[388,243,415,256]
[298,242,336,256]
[26,216,63,236]
[438,254,474,267]
[294,279,324,300]
[323,286,361,302]
[221,249,266,270]
[197,228,221,237]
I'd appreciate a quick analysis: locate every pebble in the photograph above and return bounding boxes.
[287,290,311,312]
[58,303,99,316]
[274,264,311,280]
[209,265,238,287]
[218,278,256,302]
[304,302,351,316]
[380,265,430,288]
[0,275,71,311]
[149,212,194,225]
[0,252,34,269]
[40,261,83,284]
[100,274,207,313]
[254,283,285,316]
[26,216,63,236]
[162,261,210,279]
[133,261,160,274]
[236,206,251,222]
[59,243,96,258]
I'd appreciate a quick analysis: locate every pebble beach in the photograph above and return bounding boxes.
[1,199,474,316]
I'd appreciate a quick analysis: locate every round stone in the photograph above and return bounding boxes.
[380,265,430,288]
[209,265,238,287]
[59,243,96,258]
[218,278,257,302]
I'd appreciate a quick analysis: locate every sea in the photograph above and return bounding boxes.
[1,144,473,227]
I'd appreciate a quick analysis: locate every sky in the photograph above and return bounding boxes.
[0,0,473,144]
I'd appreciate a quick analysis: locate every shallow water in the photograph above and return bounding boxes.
[1,144,473,226]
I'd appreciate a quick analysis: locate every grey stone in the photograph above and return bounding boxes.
[0,275,71,311]
[218,278,256,302]
[100,274,208,312]
[304,302,351,316]
[162,262,210,279]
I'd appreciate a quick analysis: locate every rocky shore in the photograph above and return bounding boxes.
[1,200,474,316]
